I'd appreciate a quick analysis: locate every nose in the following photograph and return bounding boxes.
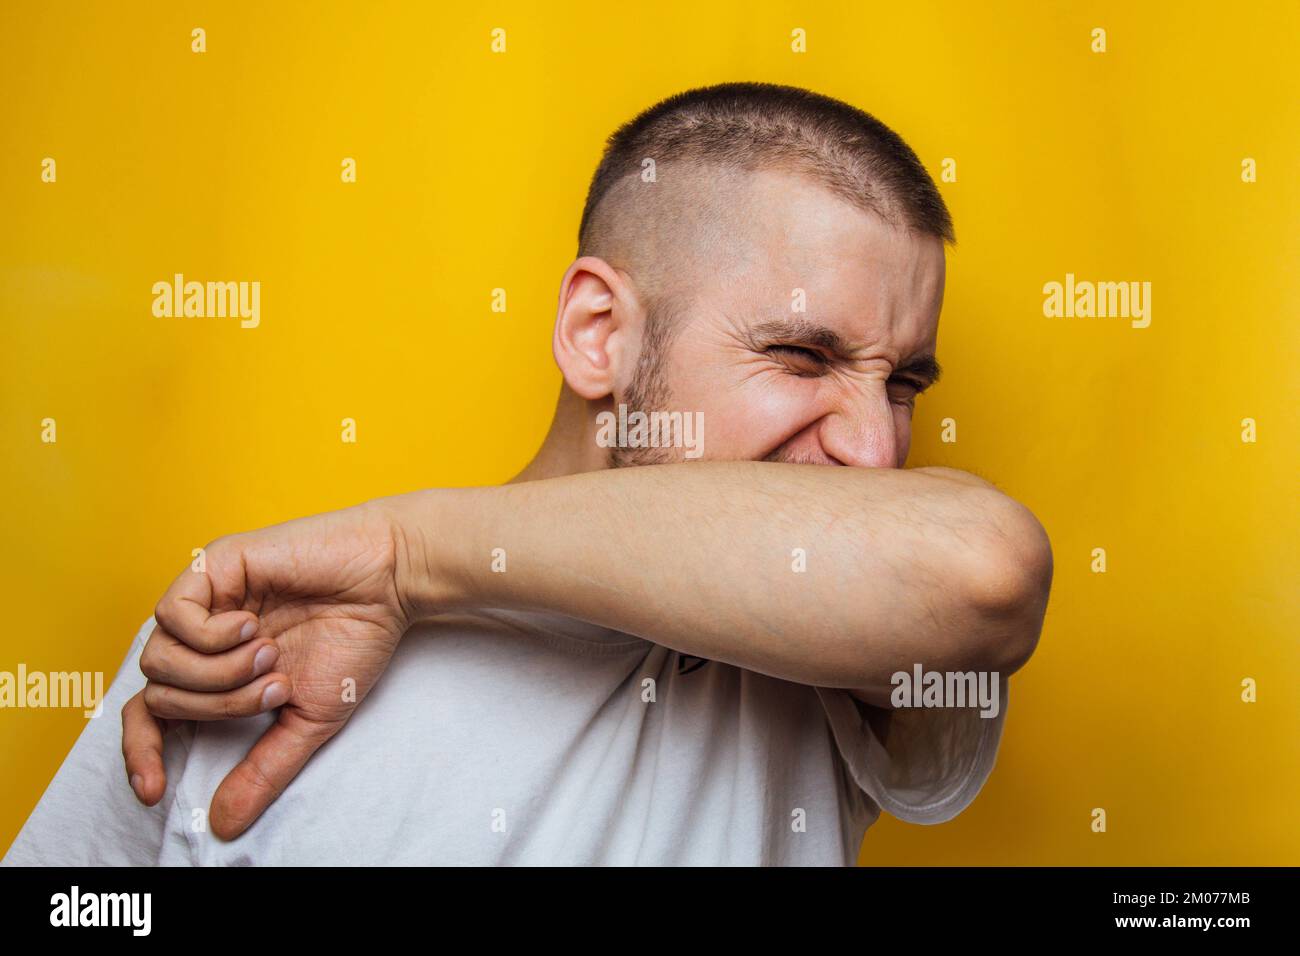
[818,390,899,469]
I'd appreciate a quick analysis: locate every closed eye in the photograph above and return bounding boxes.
[766,344,829,374]
[890,376,931,394]
[887,377,930,407]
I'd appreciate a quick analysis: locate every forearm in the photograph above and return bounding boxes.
[388,462,1052,693]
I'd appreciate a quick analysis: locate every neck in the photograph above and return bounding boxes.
[509,385,613,483]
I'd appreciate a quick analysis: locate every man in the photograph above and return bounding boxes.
[3,82,1051,866]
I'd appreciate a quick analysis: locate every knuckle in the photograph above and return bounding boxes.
[138,644,163,680]
[241,760,280,799]
[207,534,238,559]
[142,682,168,716]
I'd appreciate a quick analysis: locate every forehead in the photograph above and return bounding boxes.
[706,167,947,354]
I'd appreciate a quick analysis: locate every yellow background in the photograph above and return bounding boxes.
[2,1,1296,864]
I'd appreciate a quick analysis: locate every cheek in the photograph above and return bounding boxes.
[893,405,913,464]
[678,374,822,459]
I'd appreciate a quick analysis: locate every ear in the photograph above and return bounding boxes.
[552,256,643,400]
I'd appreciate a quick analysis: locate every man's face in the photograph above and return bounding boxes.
[616,168,947,469]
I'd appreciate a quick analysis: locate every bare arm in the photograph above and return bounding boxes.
[125,459,1051,837]
[392,461,1053,707]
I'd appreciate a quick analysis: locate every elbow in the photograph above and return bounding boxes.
[961,494,1053,676]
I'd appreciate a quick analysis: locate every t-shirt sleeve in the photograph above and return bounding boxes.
[814,677,1008,825]
[1,617,190,866]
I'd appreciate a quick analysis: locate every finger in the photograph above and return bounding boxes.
[121,690,168,806]
[143,674,291,721]
[209,709,341,841]
[141,627,280,692]
[155,559,259,653]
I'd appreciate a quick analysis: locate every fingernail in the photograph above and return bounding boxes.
[130,773,143,795]
[240,619,258,640]
[260,682,289,710]
[252,644,278,676]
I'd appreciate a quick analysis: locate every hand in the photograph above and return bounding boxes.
[122,499,422,840]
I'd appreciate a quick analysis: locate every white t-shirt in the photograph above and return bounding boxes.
[3,612,1007,865]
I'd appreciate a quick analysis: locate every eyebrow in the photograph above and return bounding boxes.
[747,317,943,387]
[749,318,853,356]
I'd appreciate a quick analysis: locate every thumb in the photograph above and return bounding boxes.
[208,708,341,841]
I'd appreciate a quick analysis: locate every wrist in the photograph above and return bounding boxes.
[377,487,482,622]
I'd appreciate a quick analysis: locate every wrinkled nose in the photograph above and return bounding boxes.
[818,393,899,468]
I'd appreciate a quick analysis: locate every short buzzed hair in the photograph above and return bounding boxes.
[578,81,955,259]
